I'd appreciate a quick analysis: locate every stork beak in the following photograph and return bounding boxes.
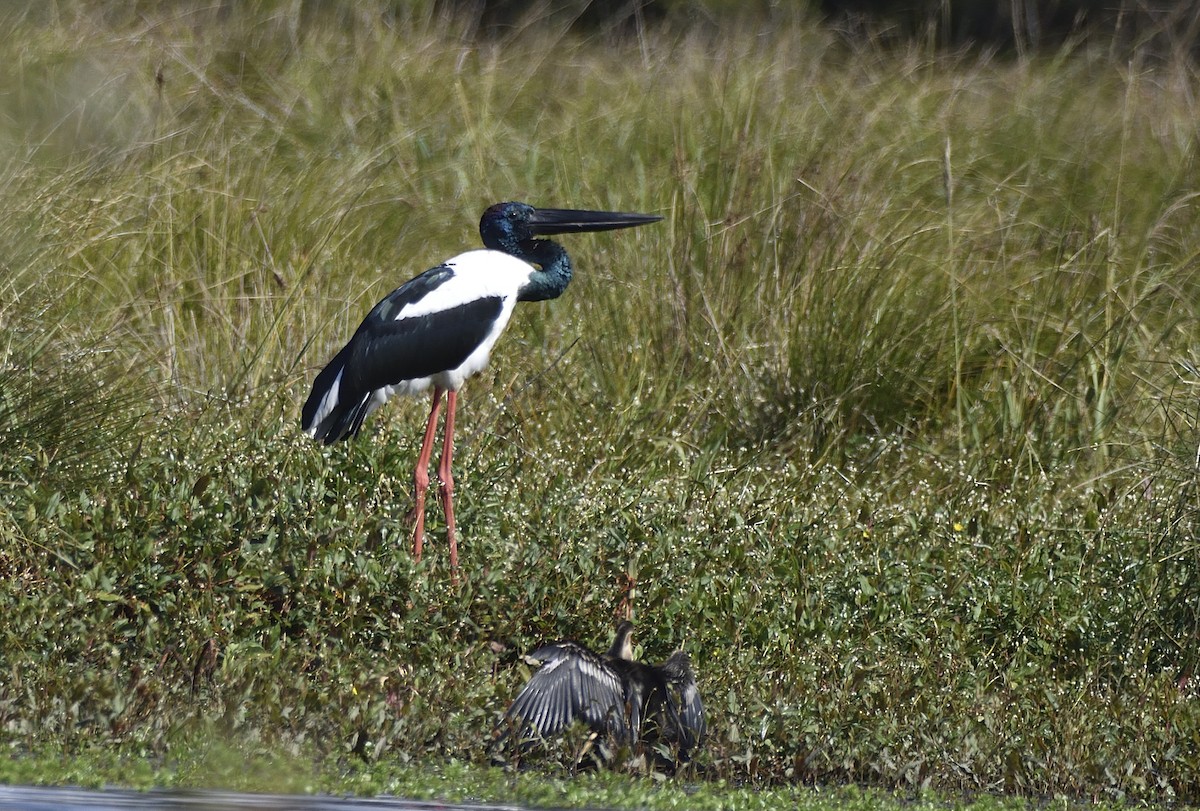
[529,207,662,235]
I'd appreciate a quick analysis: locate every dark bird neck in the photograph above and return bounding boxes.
[607,621,635,661]
[516,241,571,304]
[502,238,573,303]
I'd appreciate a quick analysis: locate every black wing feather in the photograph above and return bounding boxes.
[505,642,626,741]
[344,297,502,394]
[497,628,705,766]
[660,651,705,755]
[301,264,504,443]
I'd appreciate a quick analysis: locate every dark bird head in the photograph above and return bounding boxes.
[480,201,662,255]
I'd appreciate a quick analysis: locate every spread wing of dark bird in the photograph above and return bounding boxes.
[658,650,706,754]
[497,622,704,765]
[504,641,629,740]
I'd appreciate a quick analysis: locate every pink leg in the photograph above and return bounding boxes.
[411,386,444,562]
[437,389,459,571]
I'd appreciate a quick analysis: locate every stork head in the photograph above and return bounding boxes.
[480,201,661,254]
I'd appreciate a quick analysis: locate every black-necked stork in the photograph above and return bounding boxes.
[301,202,661,570]
[497,621,705,765]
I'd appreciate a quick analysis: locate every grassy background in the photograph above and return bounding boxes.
[2,0,1200,804]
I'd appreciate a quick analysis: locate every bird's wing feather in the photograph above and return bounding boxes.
[505,642,626,740]
[301,290,503,442]
[347,296,503,393]
[661,651,705,751]
[361,264,457,321]
[302,254,533,443]
[301,265,460,440]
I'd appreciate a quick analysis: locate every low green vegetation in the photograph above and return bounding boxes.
[0,742,1060,811]
[2,1,1199,806]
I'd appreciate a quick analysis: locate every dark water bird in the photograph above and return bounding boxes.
[301,202,661,569]
[498,621,705,766]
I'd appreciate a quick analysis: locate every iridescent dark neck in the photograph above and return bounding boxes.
[515,239,573,302]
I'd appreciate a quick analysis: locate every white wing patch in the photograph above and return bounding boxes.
[397,250,530,392]
[391,250,533,321]
[304,367,344,437]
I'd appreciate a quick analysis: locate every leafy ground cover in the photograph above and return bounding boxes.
[0,744,1066,811]
[2,1,1199,806]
